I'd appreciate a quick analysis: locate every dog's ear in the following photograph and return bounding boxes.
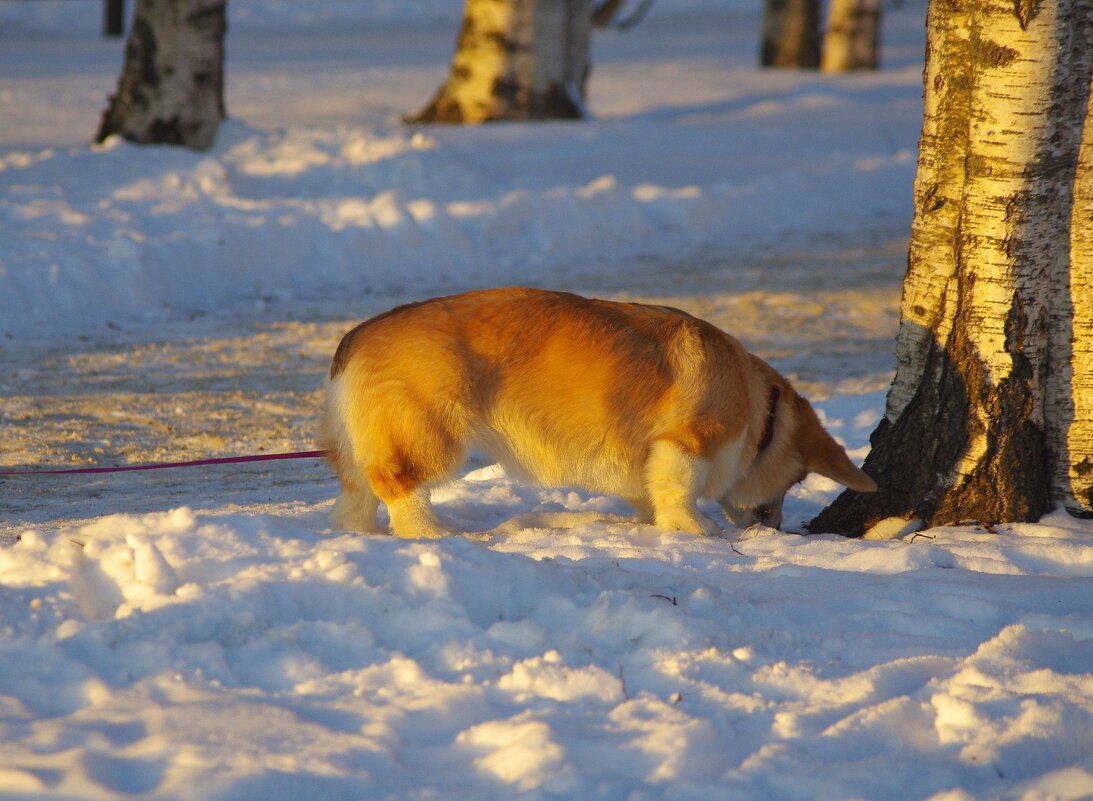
[796,398,877,493]
[808,440,877,492]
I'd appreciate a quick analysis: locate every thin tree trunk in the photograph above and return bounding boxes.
[760,0,820,69]
[411,0,593,124]
[96,0,226,150]
[104,0,126,37]
[821,0,880,72]
[811,0,1093,536]
[593,0,624,27]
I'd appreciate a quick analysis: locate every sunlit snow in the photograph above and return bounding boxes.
[2,2,1091,800]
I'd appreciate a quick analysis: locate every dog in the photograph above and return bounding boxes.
[320,287,876,538]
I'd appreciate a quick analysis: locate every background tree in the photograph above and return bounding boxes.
[821,0,880,71]
[96,0,226,150]
[760,0,820,68]
[104,0,127,36]
[411,0,593,124]
[812,0,1093,536]
[593,0,655,30]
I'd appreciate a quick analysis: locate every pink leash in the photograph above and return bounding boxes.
[0,450,328,476]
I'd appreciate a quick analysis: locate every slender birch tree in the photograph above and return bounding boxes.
[760,0,821,69]
[821,0,880,72]
[96,0,226,150]
[812,0,1093,536]
[411,0,593,124]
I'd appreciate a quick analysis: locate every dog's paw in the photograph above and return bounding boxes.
[392,528,452,539]
[654,508,720,536]
[392,523,454,539]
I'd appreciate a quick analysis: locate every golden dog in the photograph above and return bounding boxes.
[321,288,876,537]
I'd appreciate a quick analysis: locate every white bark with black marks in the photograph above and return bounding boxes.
[97,0,226,150]
[821,0,880,72]
[760,0,820,69]
[411,0,592,124]
[813,0,1093,534]
[1054,70,1093,514]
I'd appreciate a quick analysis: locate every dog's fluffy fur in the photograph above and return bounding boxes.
[321,287,876,538]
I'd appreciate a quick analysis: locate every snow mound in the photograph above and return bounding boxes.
[0,117,915,335]
[2,499,1093,799]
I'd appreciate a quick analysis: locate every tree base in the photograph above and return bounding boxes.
[409,82,584,125]
[811,333,1052,537]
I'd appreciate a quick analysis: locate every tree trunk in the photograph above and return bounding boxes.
[411,0,593,124]
[811,0,1093,536]
[593,0,625,27]
[104,0,127,37]
[821,0,880,72]
[760,0,820,69]
[96,0,226,150]
[1055,71,1093,515]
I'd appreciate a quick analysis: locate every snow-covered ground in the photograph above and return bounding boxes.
[2,2,1092,799]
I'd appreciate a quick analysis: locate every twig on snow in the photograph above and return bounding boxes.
[670,688,701,705]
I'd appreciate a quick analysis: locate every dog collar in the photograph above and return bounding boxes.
[757,384,781,453]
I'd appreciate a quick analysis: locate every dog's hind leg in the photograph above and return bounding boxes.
[324,433,380,533]
[385,487,450,539]
[369,457,454,539]
[644,440,719,535]
[331,482,380,533]
[365,420,464,539]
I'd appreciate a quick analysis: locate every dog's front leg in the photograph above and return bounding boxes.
[644,440,719,535]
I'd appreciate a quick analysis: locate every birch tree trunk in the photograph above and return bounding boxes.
[811,0,1093,536]
[821,0,880,72]
[96,0,226,150]
[411,0,593,124]
[760,0,820,69]
[1057,73,1093,513]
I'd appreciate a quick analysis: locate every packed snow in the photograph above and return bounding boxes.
[2,1,1092,799]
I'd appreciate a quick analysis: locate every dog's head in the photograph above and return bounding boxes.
[725,387,877,529]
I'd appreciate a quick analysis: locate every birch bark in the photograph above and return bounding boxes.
[1057,78,1093,514]
[411,0,593,124]
[760,0,821,69]
[812,0,1093,535]
[821,0,880,72]
[96,0,226,150]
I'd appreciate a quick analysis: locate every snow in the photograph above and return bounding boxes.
[2,1,1093,799]
[4,506,1093,800]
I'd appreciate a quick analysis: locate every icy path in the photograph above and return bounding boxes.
[0,237,901,537]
